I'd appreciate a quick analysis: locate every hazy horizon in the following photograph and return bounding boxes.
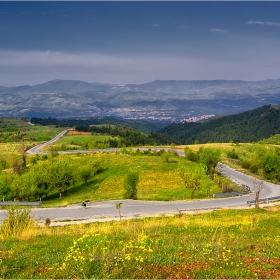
[1,1,280,86]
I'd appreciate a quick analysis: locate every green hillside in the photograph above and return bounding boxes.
[30,116,167,133]
[159,104,280,144]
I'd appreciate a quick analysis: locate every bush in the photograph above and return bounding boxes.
[0,157,8,171]
[184,147,198,162]
[227,148,239,160]
[123,171,139,200]
[0,207,37,239]
[241,159,251,170]
[249,164,259,174]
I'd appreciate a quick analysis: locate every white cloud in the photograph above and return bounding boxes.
[247,20,280,27]
[152,23,160,27]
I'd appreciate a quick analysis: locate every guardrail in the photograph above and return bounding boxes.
[0,201,42,206]
[213,184,251,198]
[247,196,280,207]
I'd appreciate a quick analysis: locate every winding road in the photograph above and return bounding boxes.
[1,130,280,225]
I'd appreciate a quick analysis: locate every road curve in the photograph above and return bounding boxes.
[26,129,69,154]
[1,130,278,225]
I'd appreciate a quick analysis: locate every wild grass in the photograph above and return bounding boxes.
[0,207,39,240]
[1,206,280,278]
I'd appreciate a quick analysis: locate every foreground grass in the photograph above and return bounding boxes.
[1,206,280,278]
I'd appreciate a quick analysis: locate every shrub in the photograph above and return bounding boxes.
[249,163,259,174]
[227,148,239,160]
[184,147,198,162]
[123,171,139,200]
[0,207,37,239]
[241,159,251,170]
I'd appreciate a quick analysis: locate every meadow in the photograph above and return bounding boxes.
[1,206,280,279]
[44,132,116,151]
[23,125,64,142]
[39,151,222,207]
[0,117,64,143]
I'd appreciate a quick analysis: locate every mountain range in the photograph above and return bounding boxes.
[1,78,280,121]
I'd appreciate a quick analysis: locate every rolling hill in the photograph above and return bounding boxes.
[158,104,280,144]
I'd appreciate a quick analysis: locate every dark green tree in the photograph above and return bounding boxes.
[123,170,139,200]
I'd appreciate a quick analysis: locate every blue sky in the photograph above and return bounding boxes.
[0,1,280,86]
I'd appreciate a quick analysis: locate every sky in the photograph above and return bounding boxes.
[0,1,280,86]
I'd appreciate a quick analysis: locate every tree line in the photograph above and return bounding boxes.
[74,124,177,147]
[30,117,165,133]
[0,156,101,202]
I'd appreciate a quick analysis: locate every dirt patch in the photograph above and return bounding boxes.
[66,131,92,136]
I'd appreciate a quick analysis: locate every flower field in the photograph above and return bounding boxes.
[1,207,280,278]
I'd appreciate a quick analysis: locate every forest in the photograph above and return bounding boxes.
[159,104,280,144]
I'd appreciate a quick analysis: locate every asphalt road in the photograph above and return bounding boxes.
[1,130,279,225]
[26,129,69,155]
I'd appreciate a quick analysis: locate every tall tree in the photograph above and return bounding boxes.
[48,158,76,198]
[198,147,221,179]
[177,163,206,199]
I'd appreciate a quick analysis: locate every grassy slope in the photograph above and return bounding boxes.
[43,134,116,151]
[1,206,280,279]
[42,152,220,207]
[0,117,64,142]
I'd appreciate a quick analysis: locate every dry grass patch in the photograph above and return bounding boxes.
[66,131,92,136]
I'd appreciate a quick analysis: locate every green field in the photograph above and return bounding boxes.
[36,152,221,207]
[1,206,280,279]
[23,125,64,142]
[45,134,117,151]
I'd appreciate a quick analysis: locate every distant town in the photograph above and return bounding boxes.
[107,107,215,123]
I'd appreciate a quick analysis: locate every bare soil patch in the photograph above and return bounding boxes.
[66,131,92,136]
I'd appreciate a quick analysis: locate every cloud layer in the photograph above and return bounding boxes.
[247,20,280,27]
[1,50,280,86]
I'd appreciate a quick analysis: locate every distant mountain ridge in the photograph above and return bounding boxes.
[1,78,280,120]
